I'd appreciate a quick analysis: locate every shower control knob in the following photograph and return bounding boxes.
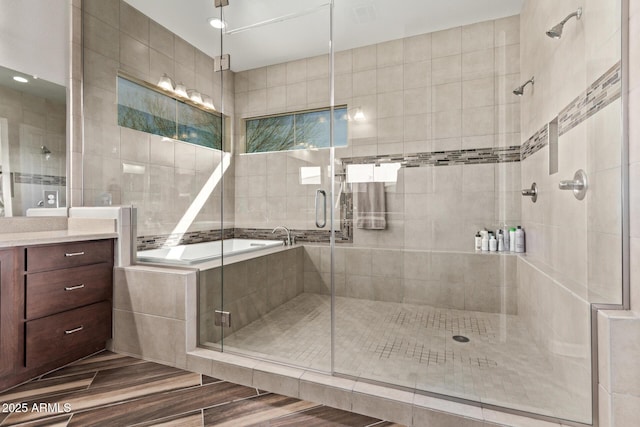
[521,182,538,203]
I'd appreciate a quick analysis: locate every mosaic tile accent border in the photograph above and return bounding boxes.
[137,228,235,251]
[137,226,351,250]
[520,125,549,161]
[558,61,621,136]
[235,228,351,243]
[521,61,622,160]
[13,173,66,186]
[341,145,521,168]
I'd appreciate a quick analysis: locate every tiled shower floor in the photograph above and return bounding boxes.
[210,293,591,424]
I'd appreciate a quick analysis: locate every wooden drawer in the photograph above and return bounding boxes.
[26,239,113,273]
[26,263,113,320]
[25,301,111,368]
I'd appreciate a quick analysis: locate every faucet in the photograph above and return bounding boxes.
[272,226,293,246]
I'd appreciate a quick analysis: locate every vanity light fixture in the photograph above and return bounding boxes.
[155,73,216,110]
[13,76,28,83]
[158,74,175,91]
[188,89,203,104]
[353,107,366,122]
[203,95,216,110]
[174,82,188,98]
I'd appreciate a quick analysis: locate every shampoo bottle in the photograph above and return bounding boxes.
[515,226,525,253]
[497,230,504,252]
[481,234,489,251]
[509,227,516,252]
[489,235,497,252]
[475,232,482,251]
[503,225,510,251]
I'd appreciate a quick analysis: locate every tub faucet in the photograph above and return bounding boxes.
[272,226,293,246]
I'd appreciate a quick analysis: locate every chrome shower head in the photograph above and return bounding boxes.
[40,145,51,155]
[546,7,582,39]
[546,23,564,39]
[513,77,534,96]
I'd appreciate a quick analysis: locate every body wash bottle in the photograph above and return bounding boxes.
[515,226,525,253]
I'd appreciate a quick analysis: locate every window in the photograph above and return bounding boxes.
[117,76,222,150]
[245,107,347,153]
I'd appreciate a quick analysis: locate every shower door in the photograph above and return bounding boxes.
[330,0,624,425]
[209,0,336,371]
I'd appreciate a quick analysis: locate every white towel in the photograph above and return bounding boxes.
[355,182,386,230]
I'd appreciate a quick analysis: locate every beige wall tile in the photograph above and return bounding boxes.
[404,33,431,63]
[462,20,494,53]
[432,27,462,58]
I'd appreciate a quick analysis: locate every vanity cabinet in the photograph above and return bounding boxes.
[0,249,19,379]
[0,239,114,391]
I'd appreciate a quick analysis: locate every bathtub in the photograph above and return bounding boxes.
[136,239,284,265]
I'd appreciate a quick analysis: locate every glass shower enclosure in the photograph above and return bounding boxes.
[198,1,625,425]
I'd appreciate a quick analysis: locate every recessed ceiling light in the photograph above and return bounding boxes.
[208,17,226,29]
[13,76,28,83]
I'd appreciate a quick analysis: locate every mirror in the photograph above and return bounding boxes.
[0,65,66,216]
[0,0,68,217]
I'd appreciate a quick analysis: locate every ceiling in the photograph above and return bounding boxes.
[0,64,66,103]
[124,0,524,72]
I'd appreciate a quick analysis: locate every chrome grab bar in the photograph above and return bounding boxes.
[64,326,84,335]
[315,189,327,228]
[65,251,85,257]
[559,169,588,200]
[64,284,85,291]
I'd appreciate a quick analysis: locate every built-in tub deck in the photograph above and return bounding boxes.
[136,238,285,266]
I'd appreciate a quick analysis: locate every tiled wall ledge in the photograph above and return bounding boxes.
[522,61,622,161]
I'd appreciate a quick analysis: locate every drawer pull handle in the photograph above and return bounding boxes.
[64,326,84,335]
[65,251,85,257]
[64,284,85,291]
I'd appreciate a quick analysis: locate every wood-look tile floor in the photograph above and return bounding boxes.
[0,351,404,427]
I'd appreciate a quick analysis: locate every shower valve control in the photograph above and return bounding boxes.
[559,169,588,200]
[521,183,538,203]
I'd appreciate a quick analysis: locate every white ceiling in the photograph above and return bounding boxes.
[125,0,524,72]
[0,0,67,86]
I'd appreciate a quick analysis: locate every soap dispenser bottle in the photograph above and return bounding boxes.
[515,226,525,253]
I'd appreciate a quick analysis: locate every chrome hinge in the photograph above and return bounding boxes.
[215,54,230,72]
[214,0,229,8]
[214,310,231,328]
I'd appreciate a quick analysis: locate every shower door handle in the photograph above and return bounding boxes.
[315,189,326,228]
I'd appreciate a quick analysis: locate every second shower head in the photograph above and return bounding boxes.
[513,77,534,96]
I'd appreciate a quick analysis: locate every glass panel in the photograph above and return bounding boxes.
[198,0,334,370]
[331,1,623,425]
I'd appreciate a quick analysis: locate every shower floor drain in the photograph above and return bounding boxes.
[452,335,470,343]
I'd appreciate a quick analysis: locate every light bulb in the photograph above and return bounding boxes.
[174,83,188,98]
[353,107,365,122]
[158,74,174,91]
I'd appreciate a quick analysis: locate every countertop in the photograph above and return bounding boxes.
[0,230,118,248]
